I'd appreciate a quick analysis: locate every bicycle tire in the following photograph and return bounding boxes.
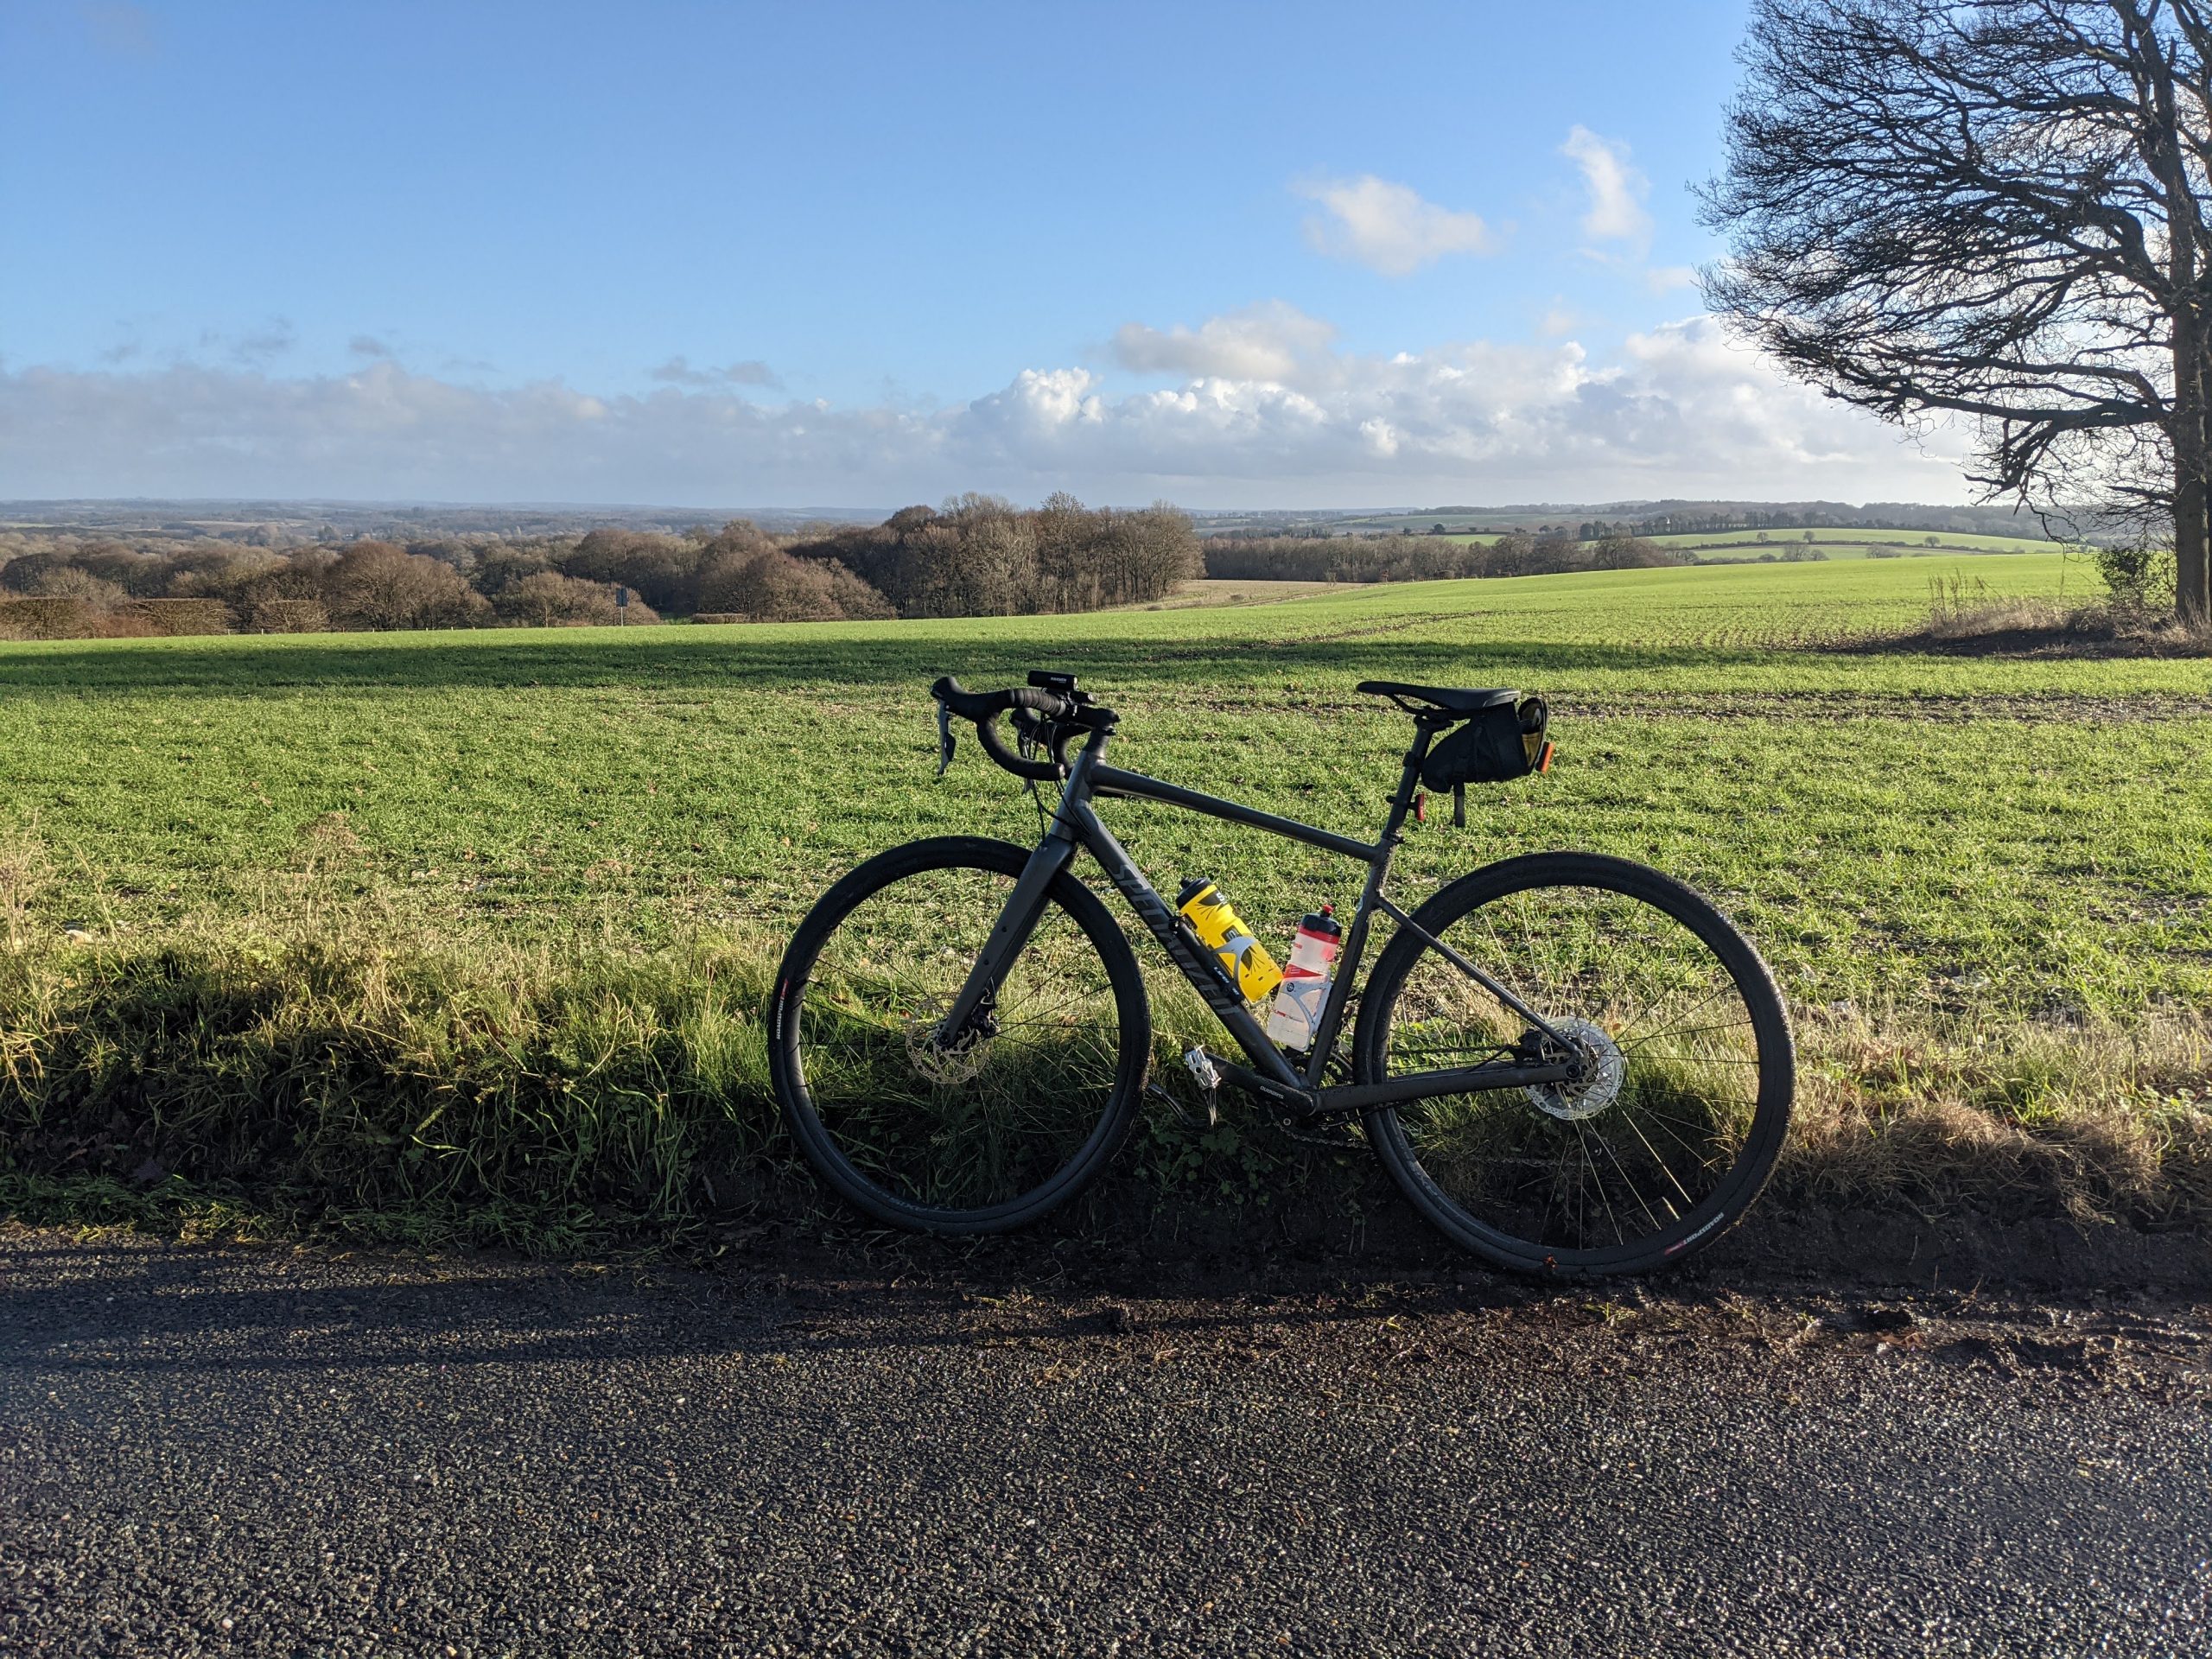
[769,836,1151,1234]
[1354,851,1794,1278]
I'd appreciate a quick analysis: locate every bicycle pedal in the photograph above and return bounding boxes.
[1180,1047,1224,1128]
[1181,1046,1223,1093]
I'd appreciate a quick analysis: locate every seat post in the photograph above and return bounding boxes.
[1384,716,1449,842]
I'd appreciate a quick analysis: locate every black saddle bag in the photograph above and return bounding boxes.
[1421,696,1550,791]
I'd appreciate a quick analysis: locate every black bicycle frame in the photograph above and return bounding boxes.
[939,721,1574,1119]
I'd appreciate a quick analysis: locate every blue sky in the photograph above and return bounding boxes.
[0,0,1973,507]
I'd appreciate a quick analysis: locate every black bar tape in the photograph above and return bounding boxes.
[930,677,1073,722]
[931,677,1065,780]
[1007,685,1076,719]
[930,676,999,721]
[975,709,1063,781]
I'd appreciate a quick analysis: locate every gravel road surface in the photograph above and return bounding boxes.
[3,1229,2207,1657]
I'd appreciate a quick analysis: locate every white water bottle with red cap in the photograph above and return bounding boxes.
[1266,906,1342,1051]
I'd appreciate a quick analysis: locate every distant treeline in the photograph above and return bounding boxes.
[1575,510,1963,539]
[1202,532,1694,584]
[786,494,1198,618]
[0,494,1199,639]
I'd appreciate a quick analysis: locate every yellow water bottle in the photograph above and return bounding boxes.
[1176,879,1283,1003]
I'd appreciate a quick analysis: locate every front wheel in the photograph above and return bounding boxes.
[769,836,1151,1234]
[1354,852,1794,1277]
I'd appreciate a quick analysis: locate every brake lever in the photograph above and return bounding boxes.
[934,699,956,778]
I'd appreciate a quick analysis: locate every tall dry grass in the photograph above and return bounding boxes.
[1923,571,2212,652]
[0,820,50,954]
[1786,1001,2212,1225]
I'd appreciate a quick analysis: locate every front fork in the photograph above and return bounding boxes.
[934,833,1077,1045]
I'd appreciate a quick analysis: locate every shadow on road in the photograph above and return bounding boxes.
[0,1233,1542,1377]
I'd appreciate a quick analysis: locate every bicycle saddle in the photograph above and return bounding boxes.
[1355,681,1517,715]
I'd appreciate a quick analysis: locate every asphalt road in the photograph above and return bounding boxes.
[3,1230,2208,1658]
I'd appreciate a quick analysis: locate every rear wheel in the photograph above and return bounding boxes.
[1354,852,1793,1277]
[769,836,1150,1233]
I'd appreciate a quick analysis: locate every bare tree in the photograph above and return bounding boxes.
[559,528,700,613]
[24,566,129,609]
[698,548,893,621]
[1700,0,2212,623]
[493,571,649,628]
[325,542,490,630]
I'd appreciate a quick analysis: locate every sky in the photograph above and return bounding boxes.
[0,0,1977,509]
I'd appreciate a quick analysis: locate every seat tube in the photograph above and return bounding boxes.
[1300,731,1434,1084]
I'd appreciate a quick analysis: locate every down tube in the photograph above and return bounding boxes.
[1063,798,1306,1090]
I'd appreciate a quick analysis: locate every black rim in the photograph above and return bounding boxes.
[773,841,1145,1230]
[1363,856,1790,1272]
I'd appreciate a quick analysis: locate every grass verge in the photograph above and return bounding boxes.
[5,923,2207,1257]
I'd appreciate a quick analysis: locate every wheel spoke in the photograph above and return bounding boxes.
[1618,1014,1756,1053]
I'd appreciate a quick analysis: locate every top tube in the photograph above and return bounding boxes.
[1086,763,1381,865]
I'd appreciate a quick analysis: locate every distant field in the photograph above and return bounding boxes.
[1425,527,2065,556]
[1327,508,2063,547]
[3,551,2207,1239]
[1645,527,2062,556]
[1112,577,1361,609]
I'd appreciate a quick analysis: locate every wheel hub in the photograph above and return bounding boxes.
[1524,1018,1625,1121]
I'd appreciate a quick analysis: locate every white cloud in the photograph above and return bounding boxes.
[1643,265,1699,295]
[1562,126,1653,249]
[0,318,1972,508]
[1296,175,1496,276]
[1110,302,1338,381]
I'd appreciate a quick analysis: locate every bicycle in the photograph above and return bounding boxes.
[768,672,1795,1277]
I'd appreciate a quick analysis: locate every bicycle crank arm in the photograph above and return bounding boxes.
[1204,1055,1316,1112]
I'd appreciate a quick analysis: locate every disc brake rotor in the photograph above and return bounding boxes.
[903,995,999,1087]
[1525,1017,1626,1121]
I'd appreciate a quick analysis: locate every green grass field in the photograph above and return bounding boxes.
[2,554,2197,997]
[3,552,2207,1246]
